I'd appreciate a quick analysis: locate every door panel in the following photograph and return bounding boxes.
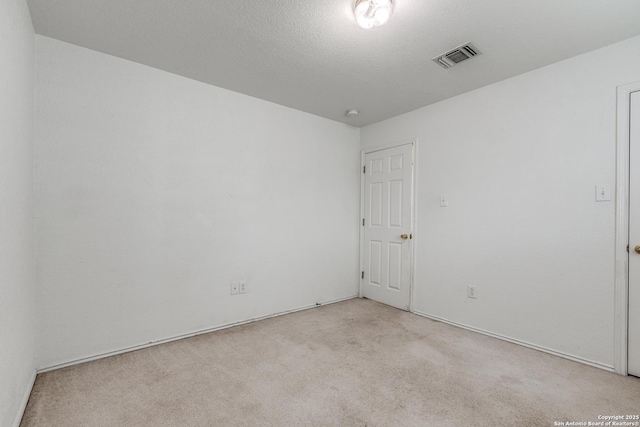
[369,241,382,285]
[389,180,403,227]
[363,143,413,310]
[370,182,383,226]
[629,90,640,376]
[388,242,403,290]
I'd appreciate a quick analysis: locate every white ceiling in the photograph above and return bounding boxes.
[26,0,640,127]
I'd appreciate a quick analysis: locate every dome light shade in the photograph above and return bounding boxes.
[354,0,394,29]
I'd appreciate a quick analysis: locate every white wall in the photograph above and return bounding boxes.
[0,0,36,425]
[361,35,640,368]
[35,36,360,369]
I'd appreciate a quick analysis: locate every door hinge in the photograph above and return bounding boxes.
[362,218,365,226]
[361,271,364,279]
[363,165,366,174]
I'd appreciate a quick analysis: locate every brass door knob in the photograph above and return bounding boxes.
[400,234,409,239]
[635,245,640,254]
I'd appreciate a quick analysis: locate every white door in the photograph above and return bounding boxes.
[362,143,413,310]
[629,90,640,377]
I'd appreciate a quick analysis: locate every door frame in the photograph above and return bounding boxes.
[359,138,418,312]
[614,80,640,375]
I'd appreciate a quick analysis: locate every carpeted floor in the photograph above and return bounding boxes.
[21,298,640,426]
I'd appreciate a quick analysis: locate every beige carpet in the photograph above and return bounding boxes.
[21,298,640,426]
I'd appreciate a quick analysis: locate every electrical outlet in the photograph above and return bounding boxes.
[467,285,477,299]
[230,282,239,295]
[238,281,246,294]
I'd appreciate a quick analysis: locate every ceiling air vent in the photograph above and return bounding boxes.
[432,42,482,69]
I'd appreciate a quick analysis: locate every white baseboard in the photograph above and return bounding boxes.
[38,295,358,373]
[13,369,36,427]
[412,309,614,372]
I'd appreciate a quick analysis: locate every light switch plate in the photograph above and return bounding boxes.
[595,185,611,202]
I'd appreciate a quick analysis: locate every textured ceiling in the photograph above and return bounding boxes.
[26,0,640,127]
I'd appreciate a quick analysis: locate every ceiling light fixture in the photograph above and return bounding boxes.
[346,109,360,117]
[354,0,394,29]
